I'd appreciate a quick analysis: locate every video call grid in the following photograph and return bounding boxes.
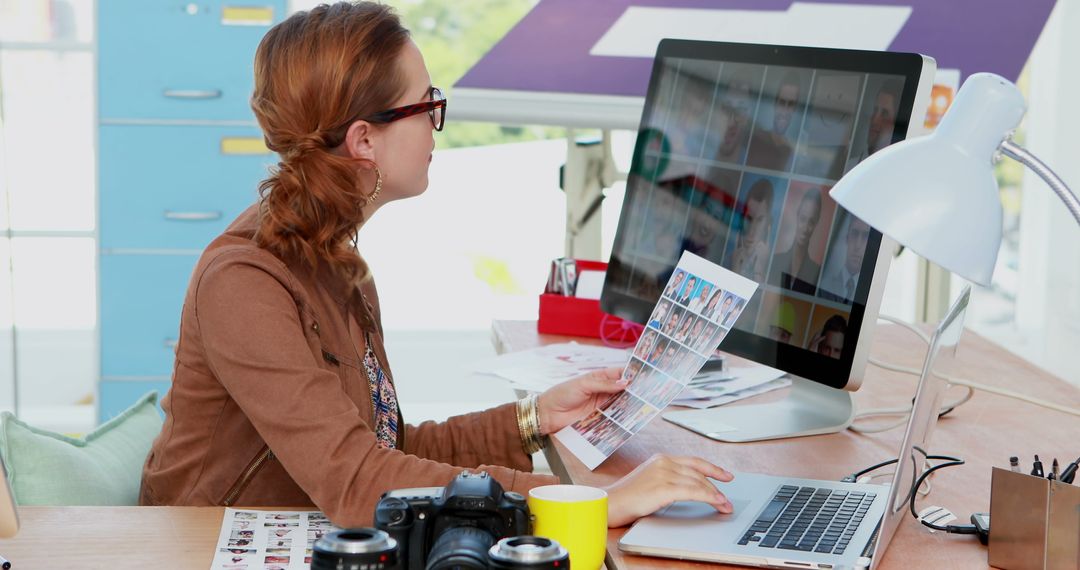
[615,58,906,357]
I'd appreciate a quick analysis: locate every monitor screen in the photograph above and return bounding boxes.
[603,40,931,388]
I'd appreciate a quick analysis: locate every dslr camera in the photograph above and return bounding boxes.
[365,471,565,570]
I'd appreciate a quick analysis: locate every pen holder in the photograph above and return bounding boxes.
[538,292,607,338]
[538,260,640,344]
[987,467,1080,570]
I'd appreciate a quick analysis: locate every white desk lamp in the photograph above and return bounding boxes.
[830,72,1078,287]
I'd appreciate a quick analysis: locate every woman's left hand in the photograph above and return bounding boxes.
[536,367,627,435]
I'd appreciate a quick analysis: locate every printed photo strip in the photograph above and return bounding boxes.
[210,509,338,570]
[555,251,759,469]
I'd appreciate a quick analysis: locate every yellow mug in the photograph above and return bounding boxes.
[528,485,608,570]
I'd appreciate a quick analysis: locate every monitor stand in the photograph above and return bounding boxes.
[664,377,854,442]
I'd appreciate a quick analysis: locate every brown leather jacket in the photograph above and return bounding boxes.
[140,205,556,525]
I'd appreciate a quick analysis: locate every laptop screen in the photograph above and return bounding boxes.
[874,286,970,567]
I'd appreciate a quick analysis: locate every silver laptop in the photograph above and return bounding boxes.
[620,286,970,569]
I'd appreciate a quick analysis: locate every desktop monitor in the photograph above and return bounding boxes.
[602,40,935,441]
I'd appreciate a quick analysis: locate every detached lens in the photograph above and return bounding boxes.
[488,536,570,569]
[312,528,399,570]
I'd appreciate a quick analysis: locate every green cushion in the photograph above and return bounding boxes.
[0,391,163,506]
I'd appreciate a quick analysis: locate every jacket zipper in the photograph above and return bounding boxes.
[223,446,274,506]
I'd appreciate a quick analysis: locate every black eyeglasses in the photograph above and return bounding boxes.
[363,87,446,131]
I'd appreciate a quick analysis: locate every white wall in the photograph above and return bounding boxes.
[357,138,570,330]
[1015,1,1080,385]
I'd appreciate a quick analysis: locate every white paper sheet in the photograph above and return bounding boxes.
[673,377,792,409]
[209,508,339,570]
[473,342,630,392]
[574,270,606,300]
[555,251,759,470]
[676,365,788,401]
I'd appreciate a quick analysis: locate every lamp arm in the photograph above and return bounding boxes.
[999,139,1080,227]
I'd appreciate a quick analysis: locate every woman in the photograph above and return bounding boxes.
[662,308,682,336]
[634,329,658,360]
[139,2,732,528]
[700,288,723,320]
[674,315,694,344]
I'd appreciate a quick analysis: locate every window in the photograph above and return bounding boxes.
[0,0,95,428]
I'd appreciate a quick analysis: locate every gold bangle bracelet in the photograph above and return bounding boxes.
[526,394,542,453]
[516,394,544,454]
[530,394,546,453]
[516,396,536,454]
[527,394,541,450]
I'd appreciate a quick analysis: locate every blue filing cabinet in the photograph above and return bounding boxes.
[97,0,284,421]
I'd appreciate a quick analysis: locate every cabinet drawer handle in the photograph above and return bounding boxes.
[162,89,223,100]
[164,338,178,350]
[163,210,222,221]
[222,6,275,26]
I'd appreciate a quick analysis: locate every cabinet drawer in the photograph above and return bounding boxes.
[101,253,197,377]
[99,0,285,121]
[100,124,273,250]
[99,380,170,422]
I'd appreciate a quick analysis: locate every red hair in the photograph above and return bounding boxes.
[251,2,410,297]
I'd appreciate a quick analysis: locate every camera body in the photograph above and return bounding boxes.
[374,471,531,570]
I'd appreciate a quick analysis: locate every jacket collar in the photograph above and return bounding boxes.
[224,203,378,330]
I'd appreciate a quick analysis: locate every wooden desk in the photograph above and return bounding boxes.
[0,506,224,569]
[0,324,1074,569]
[0,506,322,569]
[492,320,1080,570]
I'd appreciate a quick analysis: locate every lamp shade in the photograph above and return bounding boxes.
[829,73,1027,287]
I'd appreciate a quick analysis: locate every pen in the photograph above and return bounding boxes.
[1009,456,1020,473]
[1060,456,1078,485]
[0,552,10,569]
[1049,458,1060,481]
[1031,454,1044,477]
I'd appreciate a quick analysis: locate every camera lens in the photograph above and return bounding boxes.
[488,536,570,569]
[424,527,494,570]
[312,528,399,570]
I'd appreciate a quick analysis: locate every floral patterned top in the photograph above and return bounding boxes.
[361,337,399,449]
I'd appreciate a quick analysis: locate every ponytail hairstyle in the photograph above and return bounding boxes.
[251,2,410,300]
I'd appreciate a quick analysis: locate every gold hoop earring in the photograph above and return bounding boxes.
[369,164,383,202]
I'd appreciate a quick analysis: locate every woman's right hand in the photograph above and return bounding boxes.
[604,454,734,528]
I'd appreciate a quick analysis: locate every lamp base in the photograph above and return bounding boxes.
[663,377,854,442]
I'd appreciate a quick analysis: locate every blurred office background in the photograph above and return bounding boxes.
[0,0,1077,434]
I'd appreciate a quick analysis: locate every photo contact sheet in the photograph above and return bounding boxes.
[556,251,758,469]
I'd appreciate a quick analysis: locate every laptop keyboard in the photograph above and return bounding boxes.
[737,485,877,556]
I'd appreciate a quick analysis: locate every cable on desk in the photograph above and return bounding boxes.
[876,313,931,343]
[906,457,977,535]
[843,452,959,498]
[843,454,962,482]
[847,453,975,536]
[850,315,1080,433]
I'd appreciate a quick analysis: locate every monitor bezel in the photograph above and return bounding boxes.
[601,39,934,391]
